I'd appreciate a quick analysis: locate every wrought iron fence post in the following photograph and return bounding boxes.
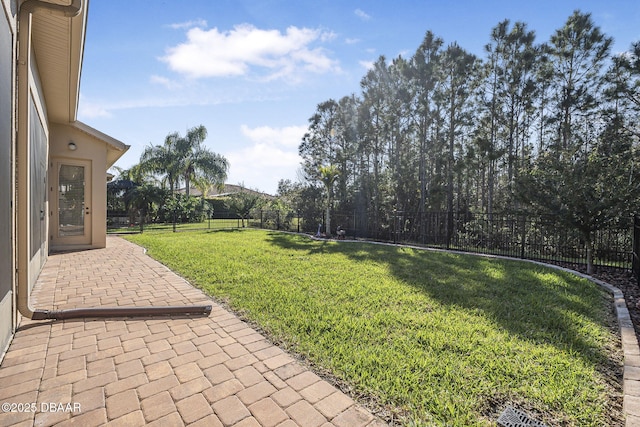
[446,210,453,250]
[325,209,634,272]
[353,210,356,239]
[172,206,176,233]
[391,210,395,244]
[520,214,526,259]
[633,214,640,284]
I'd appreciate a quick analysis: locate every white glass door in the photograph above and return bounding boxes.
[55,160,91,246]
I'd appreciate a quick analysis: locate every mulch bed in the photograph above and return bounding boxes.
[557,263,640,339]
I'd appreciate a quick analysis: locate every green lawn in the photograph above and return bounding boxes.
[125,229,622,426]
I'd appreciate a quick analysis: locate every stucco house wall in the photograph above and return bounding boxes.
[49,122,128,250]
[0,0,128,361]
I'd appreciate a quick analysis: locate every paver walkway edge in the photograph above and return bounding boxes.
[0,236,387,427]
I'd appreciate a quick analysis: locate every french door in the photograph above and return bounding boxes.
[53,160,91,246]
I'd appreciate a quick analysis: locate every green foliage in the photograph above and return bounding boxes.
[138,125,228,196]
[157,194,208,223]
[518,113,640,273]
[262,198,295,230]
[175,125,229,197]
[319,164,340,235]
[110,125,229,227]
[206,197,228,214]
[126,229,621,426]
[123,183,167,228]
[521,119,640,233]
[276,179,324,233]
[224,187,265,227]
[139,132,182,193]
[290,10,640,261]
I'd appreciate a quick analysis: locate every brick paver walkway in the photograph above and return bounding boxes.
[0,236,386,426]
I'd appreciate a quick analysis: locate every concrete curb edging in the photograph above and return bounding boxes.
[306,234,637,425]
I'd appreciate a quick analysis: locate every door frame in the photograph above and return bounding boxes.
[50,158,92,248]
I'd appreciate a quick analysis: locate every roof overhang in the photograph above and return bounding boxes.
[29,0,89,124]
[71,120,130,168]
[27,1,129,168]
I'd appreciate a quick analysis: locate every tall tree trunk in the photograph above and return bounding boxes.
[419,119,427,242]
[326,199,331,237]
[446,94,456,245]
[585,233,594,275]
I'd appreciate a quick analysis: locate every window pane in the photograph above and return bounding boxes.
[58,165,85,237]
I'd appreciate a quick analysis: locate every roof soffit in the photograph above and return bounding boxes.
[29,0,87,124]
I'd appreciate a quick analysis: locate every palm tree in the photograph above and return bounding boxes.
[319,164,339,237]
[124,183,166,232]
[108,165,161,222]
[110,164,149,185]
[139,132,181,193]
[192,176,224,219]
[174,125,229,197]
[133,125,228,226]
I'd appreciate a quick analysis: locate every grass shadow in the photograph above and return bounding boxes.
[124,229,622,425]
[204,228,244,234]
[265,232,618,369]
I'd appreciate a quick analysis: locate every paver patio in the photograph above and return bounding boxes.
[0,236,386,427]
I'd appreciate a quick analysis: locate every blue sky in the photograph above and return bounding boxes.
[79,0,640,194]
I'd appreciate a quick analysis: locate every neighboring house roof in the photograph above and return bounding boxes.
[177,184,274,199]
[30,0,88,124]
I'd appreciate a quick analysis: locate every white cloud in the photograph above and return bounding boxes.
[149,75,182,90]
[241,124,307,148]
[167,19,207,30]
[77,92,287,121]
[77,96,112,118]
[345,38,360,45]
[225,124,307,193]
[78,97,181,119]
[160,24,340,81]
[354,9,371,21]
[359,60,375,70]
[320,31,338,43]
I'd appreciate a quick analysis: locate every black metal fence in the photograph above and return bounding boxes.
[323,210,635,271]
[109,208,637,272]
[107,209,302,234]
[633,215,640,281]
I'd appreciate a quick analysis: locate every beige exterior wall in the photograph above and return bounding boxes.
[49,123,110,250]
[0,0,127,361]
